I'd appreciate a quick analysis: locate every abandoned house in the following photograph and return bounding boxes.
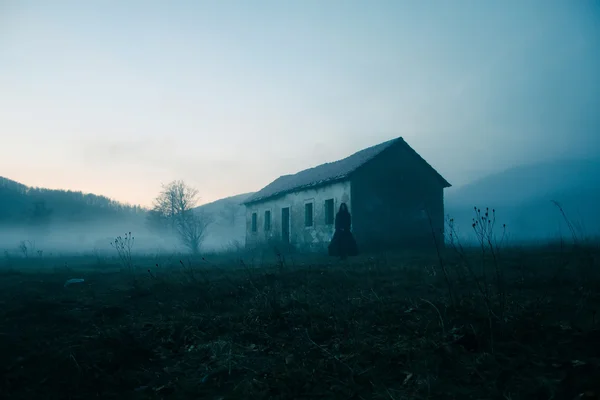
[242,136,451,251]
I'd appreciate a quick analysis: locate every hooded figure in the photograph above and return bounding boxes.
[328,203,359,259]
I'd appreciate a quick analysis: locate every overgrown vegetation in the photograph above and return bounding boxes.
[0,207,599,399]
[110,232,135,273]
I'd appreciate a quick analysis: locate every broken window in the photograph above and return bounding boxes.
[324,199,334,225]
[264,210,271,231]
[251,212,257,232]
[305,202,313,227]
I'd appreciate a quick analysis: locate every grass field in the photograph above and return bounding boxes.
[1,243,599,399]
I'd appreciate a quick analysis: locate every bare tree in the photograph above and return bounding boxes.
[177,209,213,254]
[152,180,198,222]
[149,180,214,254]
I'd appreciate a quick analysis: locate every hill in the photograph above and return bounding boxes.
[0,176,145,225]
[0,176,256,253]
[445,158,600,242]
[194,192,254,251]
[0,176,147,253]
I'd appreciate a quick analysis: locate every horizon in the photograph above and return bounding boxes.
[4,150,600,209]
[1,1,599,207]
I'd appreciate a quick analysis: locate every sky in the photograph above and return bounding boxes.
[1,0,599,207]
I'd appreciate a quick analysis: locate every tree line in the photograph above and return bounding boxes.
[0,176,144,226]
[1,176,215,254]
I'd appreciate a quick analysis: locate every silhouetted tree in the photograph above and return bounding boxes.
[149,180,214,254]
[176,210,213,254]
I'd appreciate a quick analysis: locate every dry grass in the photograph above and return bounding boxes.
[1,244,599,399]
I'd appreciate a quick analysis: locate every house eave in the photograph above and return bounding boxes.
[243,176,349,206]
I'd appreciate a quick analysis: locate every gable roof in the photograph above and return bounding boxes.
[243,136,451,205]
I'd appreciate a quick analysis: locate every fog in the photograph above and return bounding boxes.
[2,153,600,256]
[0,178,248,256]
[0,221,244,258]
[0,222,172,257]
[445,157,600,244]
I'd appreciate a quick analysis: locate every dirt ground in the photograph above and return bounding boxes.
[1,246,599,399]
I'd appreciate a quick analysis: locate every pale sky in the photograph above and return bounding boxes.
[1,0,599,207]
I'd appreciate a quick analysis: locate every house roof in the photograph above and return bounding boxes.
[243,136,451,205]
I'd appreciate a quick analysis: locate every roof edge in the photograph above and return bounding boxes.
[344,137,451,188]
[242,176,349,206]
[243,136,452,206]
[398,138,452,188]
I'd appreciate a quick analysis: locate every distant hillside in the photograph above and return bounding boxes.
[445,158,600,242]
[0,176,255,253]
[0,176,145,225]
[194,192,254,251]
[0,176,149,253]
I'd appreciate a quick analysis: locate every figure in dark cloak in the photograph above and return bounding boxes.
[328,203,359,259]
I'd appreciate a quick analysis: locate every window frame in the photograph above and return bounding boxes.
[251,212,258,233]
[304,199,315,228]
[280,204,292,243]
[324,198,335,225]
[264,209,272,231]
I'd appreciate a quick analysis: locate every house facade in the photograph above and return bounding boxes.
[243,137,451,252]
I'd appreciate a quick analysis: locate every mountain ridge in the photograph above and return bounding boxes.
[446,157,600,207]
[445,157,600,241]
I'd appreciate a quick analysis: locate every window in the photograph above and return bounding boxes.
[324,199,334,225]
[304,202,313,227]
[251,212,257,232]
[264,210,271,231]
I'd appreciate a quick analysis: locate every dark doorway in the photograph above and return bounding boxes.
[281,207,290,244]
